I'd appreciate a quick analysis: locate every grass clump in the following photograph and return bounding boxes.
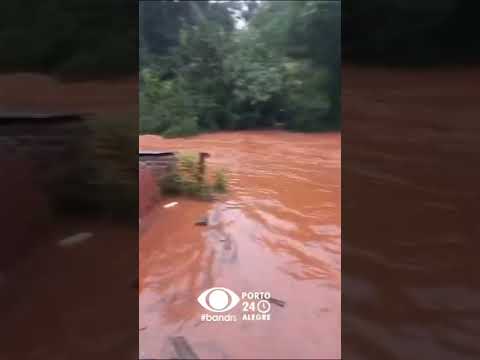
[160,153,228,200]
[213,169,228,193]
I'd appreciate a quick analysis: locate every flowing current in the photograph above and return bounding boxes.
[139,131,341,359]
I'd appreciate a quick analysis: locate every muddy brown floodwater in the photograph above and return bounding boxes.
[139,131,341,359]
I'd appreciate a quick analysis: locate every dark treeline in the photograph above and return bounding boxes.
[0,0,137,76]
[140,1,341,137]
[1,1,475,76]
[343,0,479,66]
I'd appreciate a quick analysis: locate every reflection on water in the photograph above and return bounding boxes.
[139,131,341,359]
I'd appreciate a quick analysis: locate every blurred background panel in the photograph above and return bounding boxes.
[0,1,138,359]
[342,1,480,359]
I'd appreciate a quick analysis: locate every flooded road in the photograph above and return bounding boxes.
[139,131,341,359]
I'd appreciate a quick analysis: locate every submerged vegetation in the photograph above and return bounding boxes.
[140,1,340,137]
[213,169,228,193]
[161,153,228,200]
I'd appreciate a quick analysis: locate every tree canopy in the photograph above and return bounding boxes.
[343,0,479,65]
[140,0,341,137]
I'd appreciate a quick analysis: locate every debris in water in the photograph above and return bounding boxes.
[169,336,199,359]
[223,235,232,250]
[222,206,242,211]
[164,202,178,209]
[268,297,286,307]
[217,234,237,263]
[222,202,242,210]
[57,232,93,248]
[195,216,208,226]
[193,319,205,327]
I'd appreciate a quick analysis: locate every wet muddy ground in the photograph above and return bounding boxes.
[139,131,341,359]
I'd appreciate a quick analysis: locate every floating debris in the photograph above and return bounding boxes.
[223,235,232,251]
[222,202,243,210]
[268,297,286,307]
[57,232,93,248]
[195,216,208,226]
[164,202,178,209]
[218,234,237,263]
[222,206,242,211]
[169,336,199,359]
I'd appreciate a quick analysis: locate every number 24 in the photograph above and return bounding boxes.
[242,301,256,312]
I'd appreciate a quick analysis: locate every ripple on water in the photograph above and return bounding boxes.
[139,131,341,359]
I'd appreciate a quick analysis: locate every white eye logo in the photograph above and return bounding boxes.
[197,287,240,312]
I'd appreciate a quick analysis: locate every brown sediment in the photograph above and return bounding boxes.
[139,164,160,222]
[139,130,341,359]
[0,218,138,359]
[0,73,137,114]
[342,64,480,358]
[0,154,52,270]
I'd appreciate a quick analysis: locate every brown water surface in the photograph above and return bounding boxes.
[342,65,480,359]
[139,131,341,359]
[0,75,138,359]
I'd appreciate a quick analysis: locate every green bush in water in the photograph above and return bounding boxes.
[160,153,228,199]
[213,169,228,193]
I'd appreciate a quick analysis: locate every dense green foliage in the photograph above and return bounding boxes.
[140,1,340,136]
[0,0,137,76]
[161,153,227,200]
